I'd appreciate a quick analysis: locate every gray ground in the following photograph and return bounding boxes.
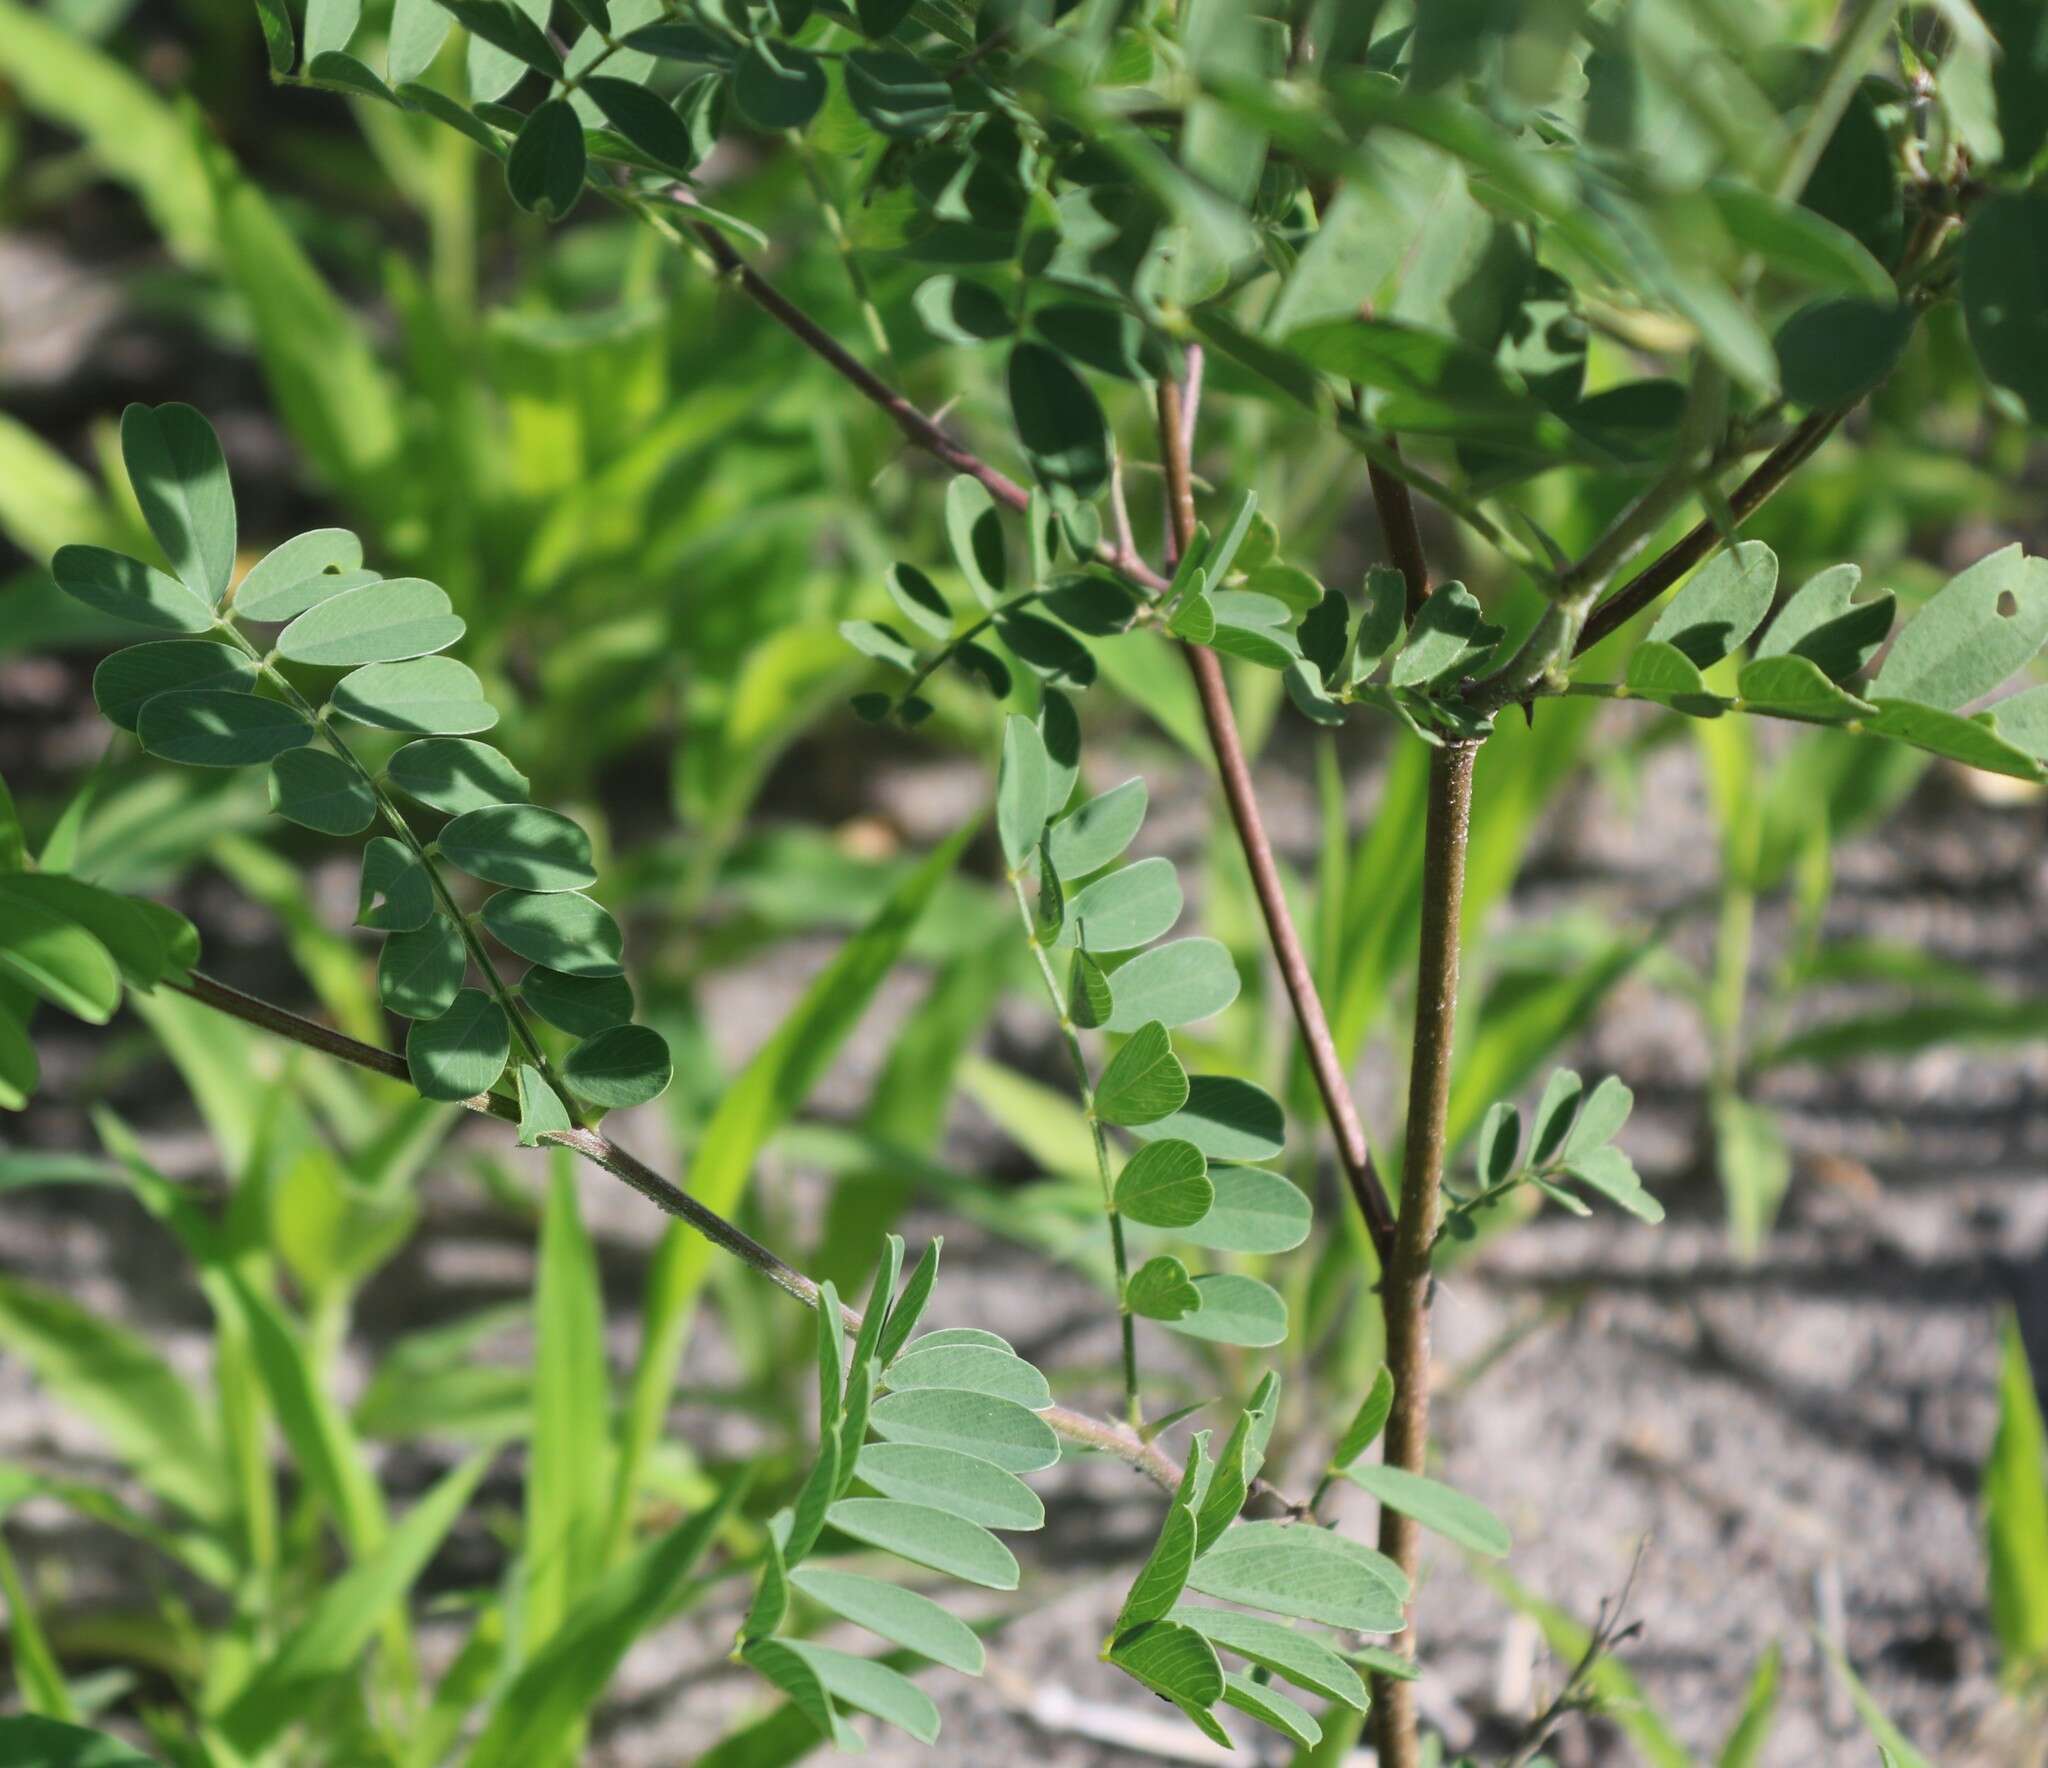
[5,685,2043,1766]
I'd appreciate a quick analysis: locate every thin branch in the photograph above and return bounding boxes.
[1367,443,1433,622]
[1155,376,1399,1269]
[166,972,1206,1499]
[683,213,1171,593]
[1574,411,1842,656]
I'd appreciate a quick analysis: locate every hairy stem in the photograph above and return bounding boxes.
[1155,375,1398,1267]
[1373,738,1477,1768]
[165,970,1206,1497]
[1006,872,1142,1427]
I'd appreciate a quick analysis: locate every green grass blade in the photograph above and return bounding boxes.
[1986,1314,2048,1677]
[214,1452,489,1755]
[470,1473,750,1768]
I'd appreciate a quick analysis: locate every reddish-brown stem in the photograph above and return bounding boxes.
[1575,411,1842,655]
[1372,739,1477,1768]
[166,971,1220,1500]
[1155,377,1398,1267]
[1367,444,1433,621]
[685,216,1172,593]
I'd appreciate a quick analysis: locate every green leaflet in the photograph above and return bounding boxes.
[1104,938,1241,1033]
[1177,1164,1310,1253]
[1126,1254,1200,1320]
[1008,341,1110,502]
[779,1640,940,1745]
[507,99,586,219]
[384,737,530,814]
[481,891,624,975]
[1871,545,2048,711]
[823,1498,1020,1589]
[1164,1274,1288,1347]
[1094,1021,1190,1126]
[378,918,466,1020]
[1046,777,1146,877]
[1647,541,1779,668]
[868,1387,1059,1472]
[520,968,633,1037]
[1753,563,1892,681]
[883,1344,1051,1410]
[733,36,827,128]
[996,714,1050,870]
[850,1443,1044,1531]
[92,638,255,731]
[405,988,511,1101]
[52,545,214,633]
[1963,190,2048,426]
[563,1024,672,1110]
[269,748,377,835]
[330,658,498,733]
[437,805,596,893]
[789,1567,984,1675]
[1342,1462,1511,1557]
[137,690,314,768]
[276,578,465,667]
[1176,1605,1370,1710]
[357,838,435,932]
[120,402,236,607]
[1113,1138,1213,1228]
[1052,856,1183,953]
[1184,1520,1408,1633]
[1129,1074,1286,1162]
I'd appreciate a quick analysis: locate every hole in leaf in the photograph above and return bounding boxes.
[1998,590,2019,617]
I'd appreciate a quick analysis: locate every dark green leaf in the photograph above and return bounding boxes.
[434,0,563,79]
[379,916,467,1020]
[1109,1619,1224,1709]
[855,0,915,35]
[384,737,529,814]
[733,36,827,129]
[945,475,1008,604]
[357,837,435,932]
[1007,341,1110,502]
[481,891,624,976]
[1963,191,2048,425]
[1625,640,1717,708]
[136,691,314,767]
[1861,700,2044,780]
[1530,1068,1583,1165]
[1096,1022,1190,1126]
[269,747,376,834]
[438,805,596,893]
[407,988,511,1100]
[1478,1101,1521,1185]
[120,403,235,607]
[507,100,587,220]
[93,639,255,732]
[1735,655,1873,722]
[846,50,950,139]
[781,1640,939,1745]
[1775,299,1914,410]
[1177,1606,1369,1710]
[1389,582,1501,688]
[52,546,215,633]
[995,611,1096,686]
[564,1025,672,1110]
[1561,1144,1665,1222]
[585,75,699,173]
[1222,1670,1322,1747]
[520,968,632,1038]
[840,619,920,674]
[883,563,952,640]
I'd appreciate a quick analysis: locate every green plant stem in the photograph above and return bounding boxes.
[1006,872,1142,1428]
[161,968,1229,1500]
[1373,737,1477,1768]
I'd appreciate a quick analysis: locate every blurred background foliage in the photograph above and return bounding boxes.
[1,0,2047,1761]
